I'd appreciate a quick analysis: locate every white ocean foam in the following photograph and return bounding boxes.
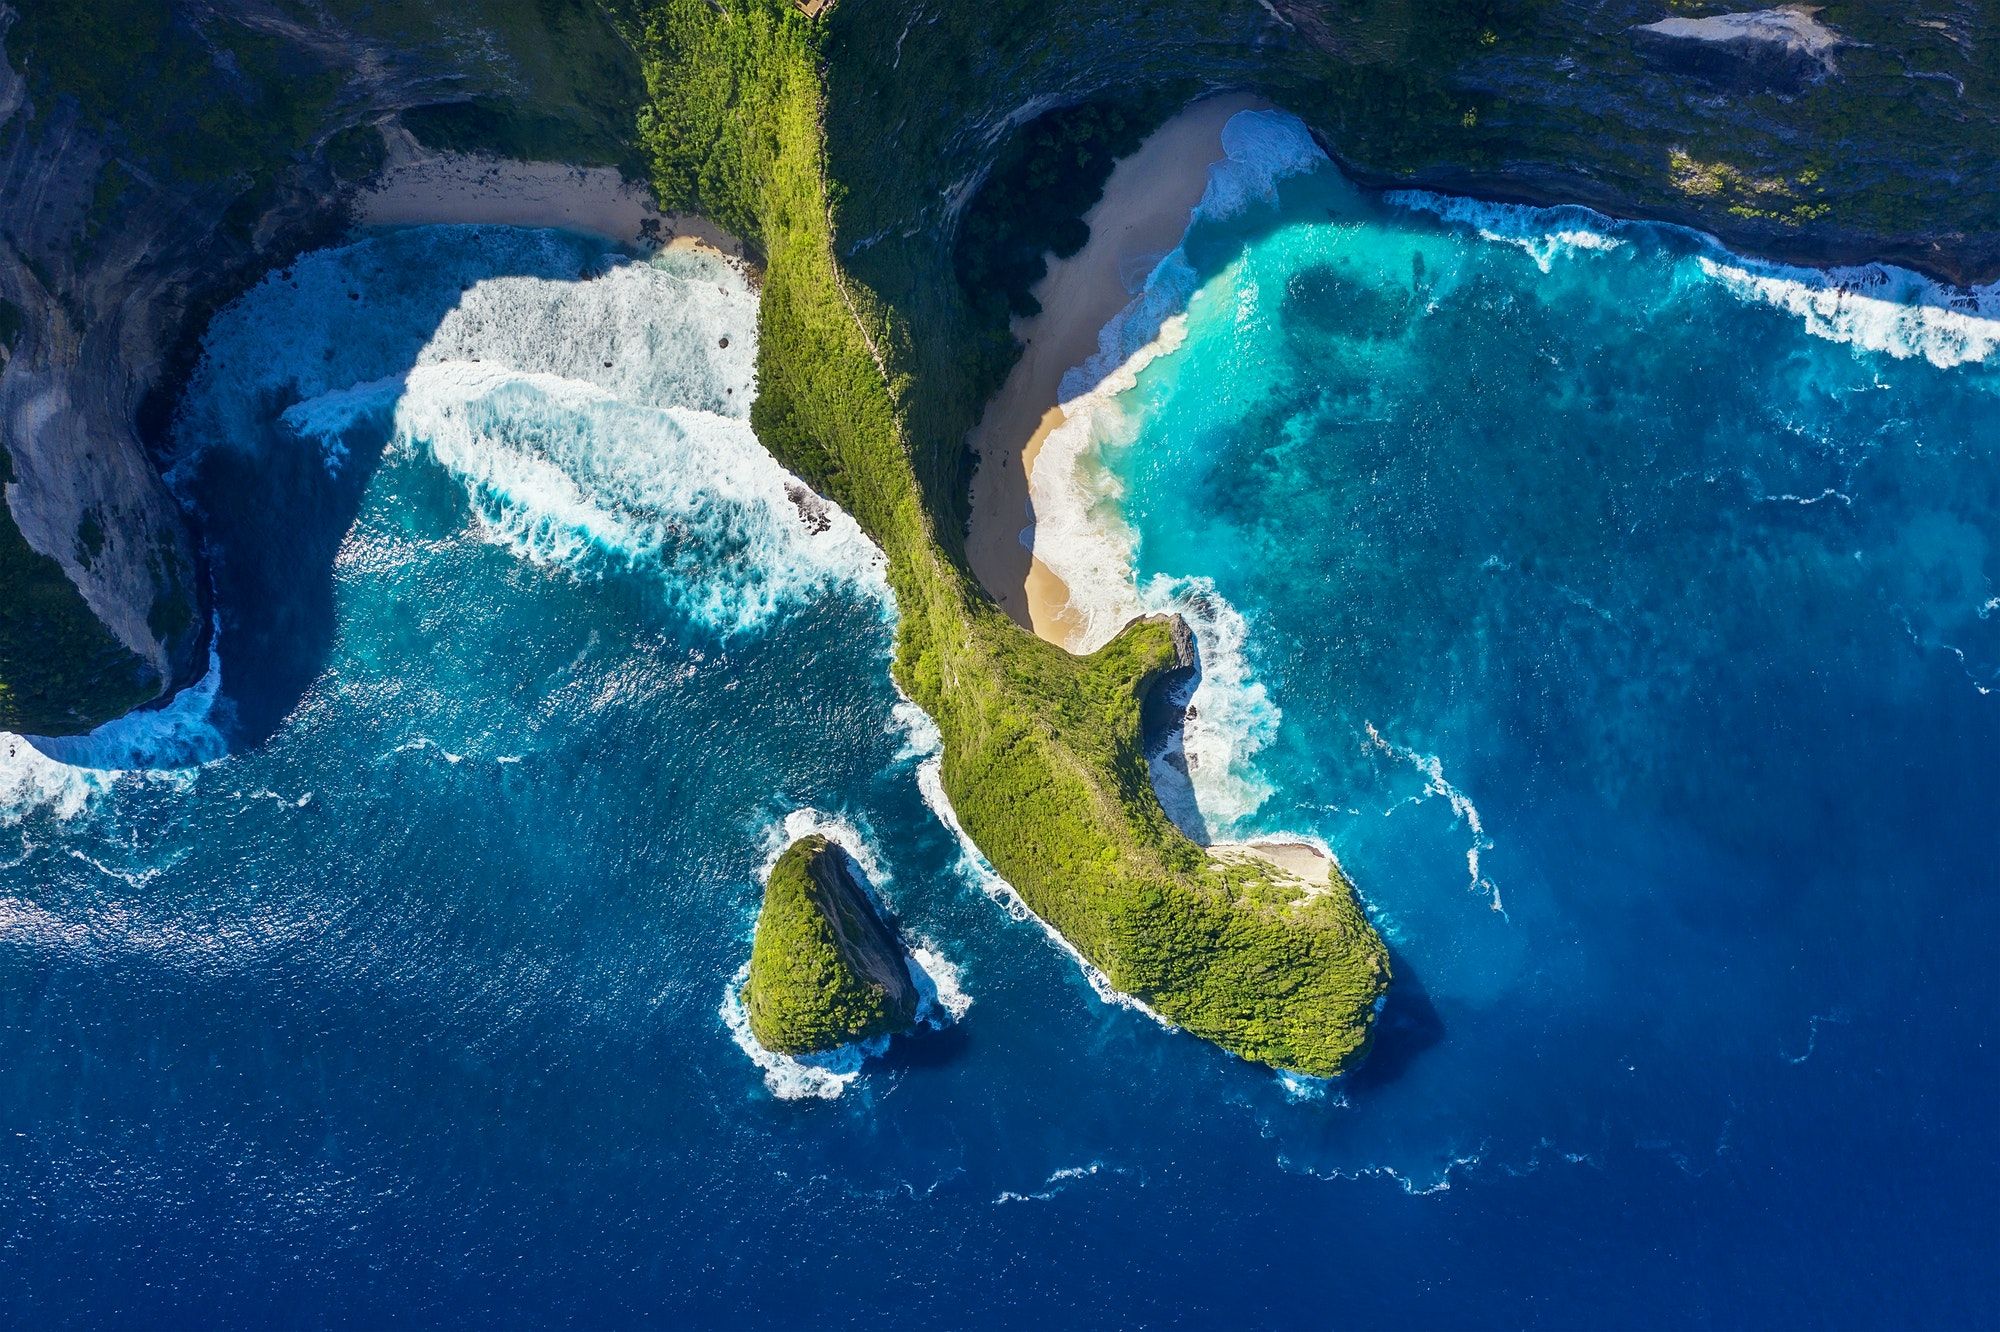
[912,751,1171,1028]
[1026,110,1325,838]
[329,363,890,635]
[1278,1143,1491,1196]
[1366,723,1503,915]
[724,807,971,1099]
[1695,256,2000,368]
[1203,109,1329,221]
[994,1159,1133,1205]
[1381,182,1999,368]
[174,228,755,479]
[907,942,974,1025]
[1386,190,1628,273]
[761,805,893,890]
[1144,575,1280,834]
[0,627,229,825]
[1276,1070,1345,1104]
[1782,1010,1851,1065]
[719,961,883,1101]
[179,229,876,636]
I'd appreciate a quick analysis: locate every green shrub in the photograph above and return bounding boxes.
[636,0,1388,1076]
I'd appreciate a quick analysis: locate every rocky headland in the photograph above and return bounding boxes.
[743,834,919,1055]
[4,0,1996,1073]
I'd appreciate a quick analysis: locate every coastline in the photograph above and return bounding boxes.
[352,126,752,266]
[965,93,1266,649]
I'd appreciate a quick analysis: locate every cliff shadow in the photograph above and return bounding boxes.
[180,231,634,748]
[962,123,1426,642]
[190,398,395,746]
[1345,945,1446,1094]
[1139,618,1209,844]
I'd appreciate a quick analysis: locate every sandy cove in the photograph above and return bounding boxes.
[962,94,1332,888]
[352,126,752,266]
[964,92,1265,651]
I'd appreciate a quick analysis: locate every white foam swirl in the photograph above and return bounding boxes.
[725,805,971,1100]
[1695,257,2000,368]
[1025,109,1323,837]
[1386,190,1627,273]
[1,628,228,825]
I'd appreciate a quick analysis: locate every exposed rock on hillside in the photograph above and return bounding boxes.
[4,0,1999,733]
[0,0,642,732]
[743,835,919,1055]
[1635,5,1846,94]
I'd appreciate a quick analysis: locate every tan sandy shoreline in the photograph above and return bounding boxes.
[352,126,752,265]
[962,95,1331,885]
[964,93,1267,650]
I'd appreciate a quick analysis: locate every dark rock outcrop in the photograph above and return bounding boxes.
[5,0,1999,733]
[1634,6,1846,96]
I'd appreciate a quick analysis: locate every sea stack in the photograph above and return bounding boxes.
[743,835,919,1054]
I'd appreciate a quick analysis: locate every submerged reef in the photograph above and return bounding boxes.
[744,835,919,1055]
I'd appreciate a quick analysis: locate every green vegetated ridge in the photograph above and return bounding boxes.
[0,502,158,736]
[744,835,918,1054]
[636,0,1388,1076]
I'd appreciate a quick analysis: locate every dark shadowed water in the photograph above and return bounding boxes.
[3,115,1997,1325]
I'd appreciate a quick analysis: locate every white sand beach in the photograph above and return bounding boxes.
[352,125,751,264]
[964,93,1266,648]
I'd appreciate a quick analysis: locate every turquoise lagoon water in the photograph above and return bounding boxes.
[4,113,1998,1324]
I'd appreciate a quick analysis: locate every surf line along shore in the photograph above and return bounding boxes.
[964,92,1264,650]
[352,124,753,269]
[964,93,1342,890]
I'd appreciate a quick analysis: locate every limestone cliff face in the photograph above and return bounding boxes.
[3,0,1997,732]
[0,0,642,732]
[831,0,1999,285]
[0,25,202,728]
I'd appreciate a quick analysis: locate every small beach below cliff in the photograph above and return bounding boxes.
[965,93,1265,648]
[353,126,751,265]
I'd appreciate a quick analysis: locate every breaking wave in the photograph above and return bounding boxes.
[1383,183,1998,369]
[1025,109,1321,837]
[903,709,1171,1028]
[725,804,970,1101]
[1385,190,1628,273]
[1367,723,1503,916]
[1,626,228,825]
[1695,256,2000,368]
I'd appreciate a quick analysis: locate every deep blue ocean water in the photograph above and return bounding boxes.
[4,113,1998,1325]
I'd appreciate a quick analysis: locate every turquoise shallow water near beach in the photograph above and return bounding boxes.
[3,113,1998,1324]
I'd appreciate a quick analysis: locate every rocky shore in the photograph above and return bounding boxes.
[6,0,1997,732]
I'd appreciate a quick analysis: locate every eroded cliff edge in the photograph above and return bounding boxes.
[0,0,643,732]
[5,1,1996,733]
[4,0,1992,1072]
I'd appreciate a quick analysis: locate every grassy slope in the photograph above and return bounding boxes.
[636,0,1388,1076]
[744,835,915,1053]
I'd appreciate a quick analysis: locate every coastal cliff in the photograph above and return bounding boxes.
[744,835,919,1054]
[6,2,1994,730]
[0,0,642,732]
[3,0,1995,1070]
